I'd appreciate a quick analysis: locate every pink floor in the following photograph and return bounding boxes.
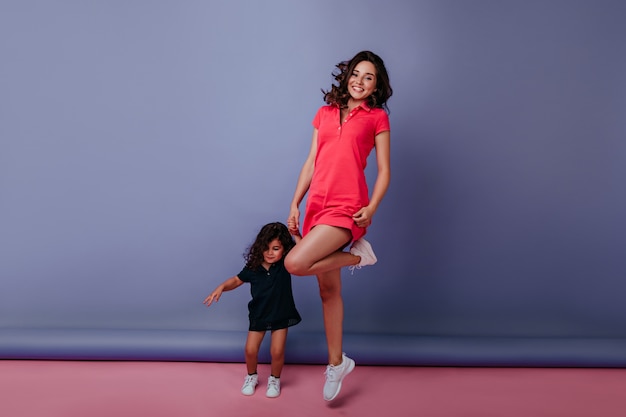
[2,361,626,417]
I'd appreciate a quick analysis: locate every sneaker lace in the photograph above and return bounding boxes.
[268,378,278,389]
[324,365,337,381]
[244,375,256,386]
[348,264,361,274]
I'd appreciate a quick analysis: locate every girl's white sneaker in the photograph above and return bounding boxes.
[241,374,258,396]
[266,375,281,398]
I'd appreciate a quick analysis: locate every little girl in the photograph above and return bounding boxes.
[204,222,302,398]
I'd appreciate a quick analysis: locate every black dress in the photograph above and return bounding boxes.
[237,259,301,331]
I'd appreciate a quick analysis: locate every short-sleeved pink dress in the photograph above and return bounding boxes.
[302,102,390,243]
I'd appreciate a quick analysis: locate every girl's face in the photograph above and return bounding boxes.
[263,238,285,266]
[348,60,377,103]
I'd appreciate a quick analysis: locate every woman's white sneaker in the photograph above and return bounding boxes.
[349,238,377,272]
[323,353,355,401]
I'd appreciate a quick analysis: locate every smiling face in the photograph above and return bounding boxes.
[262,238,285,267]
[348,60,377,104]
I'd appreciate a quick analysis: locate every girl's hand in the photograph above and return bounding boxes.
[287,207,300,235]
[290,227,302,243]
[203,288,223,307]
[353,206,374,228]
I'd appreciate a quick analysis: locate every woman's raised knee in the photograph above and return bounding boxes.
[284,252,309,276]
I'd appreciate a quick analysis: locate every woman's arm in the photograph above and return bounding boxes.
[352,130,391,227]
[288,129,318,233]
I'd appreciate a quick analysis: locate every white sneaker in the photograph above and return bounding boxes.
[323,353,355,401]
[241,373,258,396]
[266,375,281,398]
[349,238,377,273]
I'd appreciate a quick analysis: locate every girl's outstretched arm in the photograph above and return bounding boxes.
[203,276,244,307]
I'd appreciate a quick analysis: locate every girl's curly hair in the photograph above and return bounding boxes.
[244,222,295,270]
[323,50,393,112]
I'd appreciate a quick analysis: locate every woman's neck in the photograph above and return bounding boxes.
[347,98,364,110]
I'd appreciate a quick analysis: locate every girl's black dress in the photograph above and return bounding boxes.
[237,259,301,331]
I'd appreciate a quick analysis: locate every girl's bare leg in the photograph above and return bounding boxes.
[285,225,359,276]
[244,331,265,374]
[269,328,288,377]
[317,268,344,366]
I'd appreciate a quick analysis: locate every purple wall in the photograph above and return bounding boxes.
[1,0,626,365]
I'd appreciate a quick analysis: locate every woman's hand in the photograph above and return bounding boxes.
[353,206,375,228]
[287,206,301,235]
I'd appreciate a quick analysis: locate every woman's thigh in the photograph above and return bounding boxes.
[287,225,352,265]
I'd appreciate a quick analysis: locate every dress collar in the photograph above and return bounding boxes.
[334,101,372,112]
[358,101,372,112]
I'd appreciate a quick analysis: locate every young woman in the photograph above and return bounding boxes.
[204,222,301,398]
[285,50,392,401]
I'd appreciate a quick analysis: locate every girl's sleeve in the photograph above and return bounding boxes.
[237,267,252,282]
[375,110,390,135]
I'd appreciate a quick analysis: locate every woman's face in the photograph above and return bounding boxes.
[348,60,377,103]
[263,238,285,266]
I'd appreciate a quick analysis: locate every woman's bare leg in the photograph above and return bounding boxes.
[269,328,288,377]
[284,225,353,365]
[285,225,359,276]
[317,268,344,366]
[244,331,265,374]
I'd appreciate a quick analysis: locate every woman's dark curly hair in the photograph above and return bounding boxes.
[244,222,295,270]
[323,50,393,112]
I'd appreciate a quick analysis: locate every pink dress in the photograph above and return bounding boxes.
[302,102,390,242]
